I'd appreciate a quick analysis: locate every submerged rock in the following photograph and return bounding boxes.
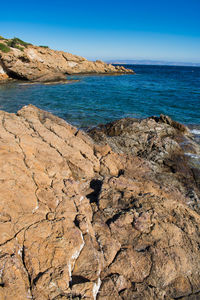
[0,37,134,82]
[0,105,199,299]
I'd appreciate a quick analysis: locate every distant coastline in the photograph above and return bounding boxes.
[106,59,200,67]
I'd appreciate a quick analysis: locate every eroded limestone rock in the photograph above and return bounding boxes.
[0,105,199,299]
[0,40,134,82]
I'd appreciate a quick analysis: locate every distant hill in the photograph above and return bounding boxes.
[107,59,200,67]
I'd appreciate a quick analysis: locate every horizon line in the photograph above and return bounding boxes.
[104,59,200,67]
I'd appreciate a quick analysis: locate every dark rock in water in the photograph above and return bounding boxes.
[0,106,200,299]
[89,115,200,217]
[153,114,190,133]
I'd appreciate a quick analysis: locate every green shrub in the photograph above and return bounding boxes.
[7,39,28,51]
[0,36,8,42]
[39,45,49,48]
[13,37,32,46]
[0,43,10,53]
[6,40,12,46]
[15,45,24,51]
[7,37,32,49]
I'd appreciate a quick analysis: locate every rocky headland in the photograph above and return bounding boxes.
[0,36,134,83]
[0,105,200,300]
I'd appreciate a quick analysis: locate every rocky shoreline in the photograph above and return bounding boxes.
[0,105,200,300]
[0,36,134,83]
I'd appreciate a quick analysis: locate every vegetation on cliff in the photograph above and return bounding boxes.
[0,36,32,52]
[39,45,49,48]
[0,42,10,53]
[6,37,32,50]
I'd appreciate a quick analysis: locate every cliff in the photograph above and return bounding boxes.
[0,105,200,299]
[0,36,134,82]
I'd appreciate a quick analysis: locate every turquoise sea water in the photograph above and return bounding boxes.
[0,65,199,131]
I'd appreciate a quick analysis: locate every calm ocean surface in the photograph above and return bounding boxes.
[0,65,199,133]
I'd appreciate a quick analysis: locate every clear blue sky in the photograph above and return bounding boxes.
[1,0,200,62]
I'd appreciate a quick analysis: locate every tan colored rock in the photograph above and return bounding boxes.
[0,39,134,82]
[97,277,122,300]
[0,105,102,299]
[0,64,9,82]
[104,247,152,282]
[0,73,9,81]
[0,105,200,299]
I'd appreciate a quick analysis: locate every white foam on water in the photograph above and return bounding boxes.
[185,152,200,160]
[191,129,200,135]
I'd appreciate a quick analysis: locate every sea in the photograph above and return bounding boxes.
[0,64,199,142]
